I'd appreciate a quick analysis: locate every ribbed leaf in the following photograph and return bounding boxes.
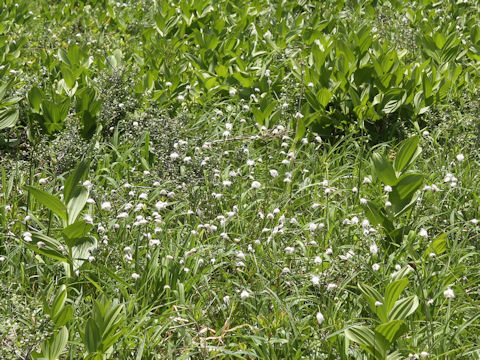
[389,295,418,320]
[376,320,406,344]
[372,152,397,186]
[384,278,408,313]
[394,136,421,173]
[26,186,67,223]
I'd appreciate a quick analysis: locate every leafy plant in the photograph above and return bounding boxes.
[23,160,95,276]
[362,135,424,249]
[345,275,419,359]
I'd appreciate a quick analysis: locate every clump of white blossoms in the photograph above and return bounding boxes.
[443,287,455,299]
[240,290,250,299]
[101,201,111,210]
[316,311,324,324]
[456,153,465,162]
[251,181,261,189]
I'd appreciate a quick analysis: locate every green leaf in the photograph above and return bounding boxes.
[0,108,19,130]
[372,152,397,186]
[423,233,447,258]
[317,88,332,107]
[67,186,88,225]
[24,232,68,263]
[358,283,388,323]
[388,173,423,216]
[376,320,407,344]
[362,200,394,232]
[28,86,43,112]
[45,326,68,360]
[384,278,408,314]
[50,285,67,321]
[62,220,92,240]
[53,305,73,328]
[389,295,418,320]
[25,186,67,223]
[64,160,90,204]
[394,136,421,174]
[61,65,75,89]
[345,326,387,359]
[85,318,100,352]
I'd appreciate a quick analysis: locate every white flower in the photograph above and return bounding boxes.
[311,275,320,285]
[132,273,141,280]
[314,256,322,265]
[101,201,111,210]
[251,181,261,189]
[38,178,48,185]
[370,244,378,255]
[139,193,148,200]
[422,130,430,137]
[177,94,184,101]
[240,290,250,299]
[374,301,383,307]
[360,198,368,205]
[294,112,304,119]
[443,287,455,299]
[418,228,428,238]
[363,177,371,184]
[372,263,380,271]
[223,295,230,305]
[269,169,279,177]
[285,246,295,254]
[327,283,338,291]
[325,248,333,255]
[155,201,168,211]
[170,152,180,160]
[420,351,430,358]
[352,186,358,193]
[456,153,465,162]
[384,185,392,192]
[316,311,324,324]
[470,219,479,225]
[229,88,236,97]
[385,201,392,207]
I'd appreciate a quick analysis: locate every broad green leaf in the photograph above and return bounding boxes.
[375,320,406,344]
[62,220,92,240]
[85,318,100,352]
[28,86,43,112]
[25,186,67,223]
[61,65,75,89]
[387,350,404,360]
[423,232,447,258]
[52,305,73,328]
[45,326,68,360]
[345,326,388,359]
[50,285,67,320]
[67,186,88,225]
[0,108,19,130]
[25,232,68,263]
[389,295,418,320]
[358,283,388,323]
[372,152,397,186]
[317,88,332,107]
[64,160,90,204]
[71,236,96,271]
[362,200,394,232]
[384,278,408,314]
[394,136,420,173]
[392,173,423,199]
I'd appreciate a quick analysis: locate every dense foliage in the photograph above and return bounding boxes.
[1,0,479,359]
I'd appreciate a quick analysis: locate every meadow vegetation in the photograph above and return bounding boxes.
[1,0,479,358]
